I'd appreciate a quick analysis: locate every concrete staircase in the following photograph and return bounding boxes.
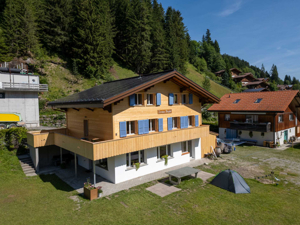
[18,155,37,176]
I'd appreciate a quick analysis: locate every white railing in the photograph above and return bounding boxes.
[0,82,48,92]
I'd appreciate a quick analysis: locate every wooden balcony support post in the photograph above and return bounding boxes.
[74,153,77,177]
[93,160,96,186]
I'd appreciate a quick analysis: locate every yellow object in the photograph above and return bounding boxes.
[0,113,21,122]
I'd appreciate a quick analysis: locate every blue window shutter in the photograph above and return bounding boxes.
[169,93,174,105]
[185,116,188,128]
[167,117,173,130]
[138,120,144,135]
[180,117,184,128]
[189,94,193,104]
[158,118,163,132]
[119,122,127,138]
[156,93,161,106]
[144,119,149,134]
[195,115,199,127]
[129,94,136,106]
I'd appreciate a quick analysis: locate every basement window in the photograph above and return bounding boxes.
[126,150,145,167]
[0,93,5,98]
[254,98,263,103]
[233,99,240,104]
[96,158,108,170]
[157,145,172,159]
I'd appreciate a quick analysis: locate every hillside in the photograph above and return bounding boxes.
[40,60,231,113]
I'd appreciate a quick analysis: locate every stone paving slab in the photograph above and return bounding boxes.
[146,183,181,197]
[197,171,215,182]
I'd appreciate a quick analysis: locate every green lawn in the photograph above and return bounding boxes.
[1,146,300,224]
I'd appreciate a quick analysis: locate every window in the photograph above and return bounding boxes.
[147,94,154,105]
[188,116,193,127]
[172,117,178,129]
[0,93,5,98]
[135,94,143,105]
[96,158,108,170]
[246,115,258,123]
[84,120,88,137]
[289,113,294,121]
[225,114,230,121]
[174,94,178,104]
[182,94,186,104]
[233,99,240,104]
[126,150,144,167]
[278,115,283,123]
[149,119,156,132]
[157,145,171,159]
[254,98,263,103]
[127,121,136,135]
[181,141,187,153]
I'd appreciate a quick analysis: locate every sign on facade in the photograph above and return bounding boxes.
[158,109,172,114]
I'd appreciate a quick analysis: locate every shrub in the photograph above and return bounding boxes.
[162,155,168,165]
[135,162,140,171]
[0,127,27,150]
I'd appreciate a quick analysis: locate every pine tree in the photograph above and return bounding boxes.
[221,71,230,87]
[2,0,39,56]
[149,0,168,72]
[212,53,226,72]
[73,0,115,79]
[270,64,280,82]
[202,41,216,70]
[0,27,11,61]
[204,29,212,45]
[165,7,188,74]
[39,0,74,55]
[260,64,266,78]
[213,40,220,53]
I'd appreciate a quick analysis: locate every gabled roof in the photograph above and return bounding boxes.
[215,69,225,74]
[230,68,242,73]
[48,69,220,108]
[232,73,254,79]
[208,90,300,112]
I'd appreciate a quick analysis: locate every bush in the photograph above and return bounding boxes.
[0,127,27,150]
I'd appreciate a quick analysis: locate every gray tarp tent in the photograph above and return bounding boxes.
[210,169,250,194]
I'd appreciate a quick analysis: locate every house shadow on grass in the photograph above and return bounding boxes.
[39,174,75,192]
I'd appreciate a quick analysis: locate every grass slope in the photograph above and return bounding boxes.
[1,146,300,224]
[186,63,232,98]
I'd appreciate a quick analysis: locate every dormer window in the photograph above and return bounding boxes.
[254,98,263,103]
[233,99,240,104]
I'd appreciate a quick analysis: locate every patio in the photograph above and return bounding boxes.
[41,157,212,197]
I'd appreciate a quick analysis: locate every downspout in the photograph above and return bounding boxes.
[273,114,276,145]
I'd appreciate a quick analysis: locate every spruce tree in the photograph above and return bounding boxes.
[270,64,280,82]
[2,0,39,56]
[213,40,220,53]
[221,71,230,87]
[39,0,74,55]
[150,0,168,72]
[73,0,115,79]
[204,29,212,45]
[0,27,11,61]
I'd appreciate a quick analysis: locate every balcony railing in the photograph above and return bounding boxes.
[27,125,216,161]
[0,82,48,92]
[230,121,271,132]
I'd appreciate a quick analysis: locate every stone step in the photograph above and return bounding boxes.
[22,165,35,169]
[26,172,38,177]
[23,168,35,173]
[21,163,34,167]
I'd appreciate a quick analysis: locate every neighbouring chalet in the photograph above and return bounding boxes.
[208,90,300,146]
[277,84,293,91]
[27,70,219,184]
[215,68,242,77]
[232,73,270,90]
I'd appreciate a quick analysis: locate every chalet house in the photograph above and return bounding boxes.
[27,70,219,184]
[215,68,242,77]
[277,84,293,91]
[208,90,300,146]
[0,67,48,127]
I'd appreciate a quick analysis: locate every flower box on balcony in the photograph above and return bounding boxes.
[84,187,98,201]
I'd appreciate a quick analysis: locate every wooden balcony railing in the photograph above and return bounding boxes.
[27,126,216,161]
[0,82,48,92]
[230,121,271,132]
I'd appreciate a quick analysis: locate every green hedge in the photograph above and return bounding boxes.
[0,127,27,150]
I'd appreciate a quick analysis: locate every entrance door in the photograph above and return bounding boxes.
[284,130,288,142]
[226,129,238,139]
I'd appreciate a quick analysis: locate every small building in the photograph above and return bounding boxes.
[232,73,256,84]
[277,84,293,91]
[208,90,300,146]
[242,80,269,89]
[27,69,219,184]
[215,68,242,77]
[0,68,48,127]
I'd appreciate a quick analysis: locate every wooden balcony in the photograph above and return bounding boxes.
[230,121,271,132]
[27,126,216,161]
